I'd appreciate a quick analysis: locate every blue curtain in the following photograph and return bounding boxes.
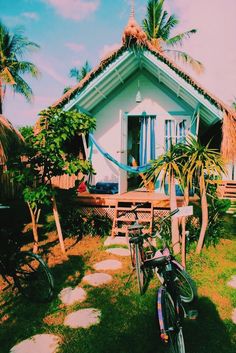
[139,116,156,165]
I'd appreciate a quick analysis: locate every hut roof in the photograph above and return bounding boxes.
[0,115,24,165]
[50,13,236,161]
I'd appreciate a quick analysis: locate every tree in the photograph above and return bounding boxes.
[0,21,40,114]
[146,144,182,254]
[63,61,91,94]
[9,108,96,253]
[142,0,203,73]
[183,137,226,253]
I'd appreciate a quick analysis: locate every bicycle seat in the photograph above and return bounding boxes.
[128,224,143,231]
[144,255,167,268]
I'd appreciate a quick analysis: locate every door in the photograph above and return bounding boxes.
[118,110,128,194]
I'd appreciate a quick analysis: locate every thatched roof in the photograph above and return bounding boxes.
[51,13,236,162]
[0,115,24,165]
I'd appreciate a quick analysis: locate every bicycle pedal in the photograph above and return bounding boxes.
[186,310,198,320]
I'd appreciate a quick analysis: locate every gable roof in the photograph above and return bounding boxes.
[51,14,236,161]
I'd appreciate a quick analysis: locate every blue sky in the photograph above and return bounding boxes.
[1,0,236,127]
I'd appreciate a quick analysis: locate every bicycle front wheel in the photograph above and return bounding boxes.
[157,288,185,353]
[171,261,197,303]
[13,251,54,302]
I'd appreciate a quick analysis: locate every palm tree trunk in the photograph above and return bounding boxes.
[181,186,189,268]
[196,176,208,253]
[169,173,180,254]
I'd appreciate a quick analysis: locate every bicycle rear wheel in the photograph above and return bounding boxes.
[157,288,185,353]
[135,244,150,295]
[171,261,197,303]
[13,251,54,302]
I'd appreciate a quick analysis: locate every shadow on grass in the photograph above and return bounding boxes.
[59,288,235,353]
[0,253,86,353]
[184,296,235,353]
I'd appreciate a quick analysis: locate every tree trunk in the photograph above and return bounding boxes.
[0,80,3,115]
[169,173,180,254]
[27,202,39,253]
[181,186,189,268]
[196,177,208,254]
[52,195,65,254]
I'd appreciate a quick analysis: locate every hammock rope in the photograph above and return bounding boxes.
[88,133,151,174]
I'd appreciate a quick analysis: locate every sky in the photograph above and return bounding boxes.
[1,0,236,127]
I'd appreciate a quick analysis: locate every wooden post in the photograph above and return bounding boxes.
[52,195,65,254]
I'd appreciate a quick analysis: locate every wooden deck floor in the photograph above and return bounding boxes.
[76,190,198,208]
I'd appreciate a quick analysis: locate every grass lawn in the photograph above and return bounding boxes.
[0,224,236,353]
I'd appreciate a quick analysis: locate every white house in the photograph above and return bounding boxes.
[52,12,236,196]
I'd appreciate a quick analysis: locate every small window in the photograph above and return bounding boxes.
[165,120,175,151]
[176,120,186,143]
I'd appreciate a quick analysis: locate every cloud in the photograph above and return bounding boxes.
[100,43,121,60]
[65,42,85,53]
[2,12,39,27]
[22,12,39,20]
[42,0,100,21]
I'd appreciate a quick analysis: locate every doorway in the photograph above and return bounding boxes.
[127,116,142,190]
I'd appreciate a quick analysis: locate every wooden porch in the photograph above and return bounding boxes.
[76,190,198,208]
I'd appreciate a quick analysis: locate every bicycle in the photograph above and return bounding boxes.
[0,205,54,302]
[127,204,197,303]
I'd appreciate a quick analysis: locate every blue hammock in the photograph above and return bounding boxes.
[89,133,151,174]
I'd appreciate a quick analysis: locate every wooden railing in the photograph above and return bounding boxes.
[217,180,236,200]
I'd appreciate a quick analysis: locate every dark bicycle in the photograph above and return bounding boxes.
[126,204,197,353]
[0,204,54,302]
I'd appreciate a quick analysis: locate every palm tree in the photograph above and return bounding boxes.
[146,144,183,254]
[142,0,204,73]
[63,61,91,94]
[0,21,40,114]
[184,137,226,253]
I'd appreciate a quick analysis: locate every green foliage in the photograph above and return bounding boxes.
[0,20,40,113]
[85,213,112,237]
[142,0,203,73]
[8,108,96,211]
[23,185,53,211]
[47,206,112,238]
[186,186,231,249]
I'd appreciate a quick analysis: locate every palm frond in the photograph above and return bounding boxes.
[164,49,204,74]
[165,29,197,47]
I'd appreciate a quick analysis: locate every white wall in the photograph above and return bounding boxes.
[90,72,191,186]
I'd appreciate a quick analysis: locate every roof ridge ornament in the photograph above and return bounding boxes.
[130,0,135,19]
[122,0,147,46]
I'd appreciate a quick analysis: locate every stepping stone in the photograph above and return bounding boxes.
[227,275,236,289]
[93,259,122,271]
[10,334,61,353]
[83,273,113,286]
[64,308,101,329]
[232,308,236,324]
[106,248,130,256]
[104,236,128,247]
[59,287,87,306]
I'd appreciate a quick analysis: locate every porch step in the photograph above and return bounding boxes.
[111,200,153,237]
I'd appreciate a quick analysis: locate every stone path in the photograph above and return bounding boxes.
[10,235,129,352]
[227,274,236,324]
[59,286,87,306]
[64,308,101,329]
[83,273,113,286]
[10,334,61,353]
[106,248,130,256]
[93,259,123,271]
